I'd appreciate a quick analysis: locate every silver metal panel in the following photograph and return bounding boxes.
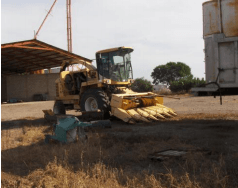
[219,83,238,87]
[203,0,238,37]
[203,1,220,37]
[221,0,238,37]
[216,35,238,42]
[191,87,218,92]
[205,37,217,82]
[204,34,238,89]
[219,42,236,83]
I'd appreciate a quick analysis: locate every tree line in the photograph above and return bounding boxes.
[131,62,205,93]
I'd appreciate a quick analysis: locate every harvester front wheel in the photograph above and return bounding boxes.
[80,88,110,119]
[53,100,66,115]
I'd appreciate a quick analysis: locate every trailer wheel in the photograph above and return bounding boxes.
[53,100,66,115]
[80,88,110,119]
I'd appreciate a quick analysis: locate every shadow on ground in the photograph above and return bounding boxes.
[1,117,238,178]
[1,118,48,131]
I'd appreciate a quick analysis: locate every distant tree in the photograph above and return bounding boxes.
[131,77,153,92]
[151,62,192,85]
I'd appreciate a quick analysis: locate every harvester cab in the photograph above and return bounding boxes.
[54,46,177,124]
[95,47,133,84]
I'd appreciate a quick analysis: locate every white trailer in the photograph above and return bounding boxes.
[192,0,238,95]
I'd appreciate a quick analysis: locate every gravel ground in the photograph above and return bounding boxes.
[1,101,79,121]
[2,95,238,121]
[164,95,238,115]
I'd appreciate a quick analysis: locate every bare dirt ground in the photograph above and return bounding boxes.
[1,95,238,187]
[2,94,238,120]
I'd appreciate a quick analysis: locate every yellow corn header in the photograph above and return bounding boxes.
[111,92,177,124]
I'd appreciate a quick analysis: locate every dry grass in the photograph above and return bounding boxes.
[17,126,48,146]
[2,124,238,188]
[3,160,229,188]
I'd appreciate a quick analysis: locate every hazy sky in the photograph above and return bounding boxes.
[1,0,207,81]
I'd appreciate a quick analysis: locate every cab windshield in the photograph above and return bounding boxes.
[97,49,133,82]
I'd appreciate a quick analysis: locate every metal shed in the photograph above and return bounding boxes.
[1,39,92,75]
[1,39,92,102]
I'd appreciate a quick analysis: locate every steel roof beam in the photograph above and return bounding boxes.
[2,54,46,69]
[32,41,90,62]
[16,49,61,66]
[1,45,53,51]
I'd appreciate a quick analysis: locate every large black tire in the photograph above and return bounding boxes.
[53,100,66,115]
[80,88,110,119]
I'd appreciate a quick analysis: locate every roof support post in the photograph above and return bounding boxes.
[66,0,72,53]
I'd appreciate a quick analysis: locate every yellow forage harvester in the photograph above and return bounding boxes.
[53,46,177,124]
[111,92,177,124]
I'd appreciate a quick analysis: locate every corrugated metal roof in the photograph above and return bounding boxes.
[1,39,92,75]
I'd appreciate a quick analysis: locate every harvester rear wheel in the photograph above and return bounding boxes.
[53,100,66,115]
[80,88,110,119]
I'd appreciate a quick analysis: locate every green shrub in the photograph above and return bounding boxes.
[169,76,206,93]
[131,77,153,92]
[151,62,192,85]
